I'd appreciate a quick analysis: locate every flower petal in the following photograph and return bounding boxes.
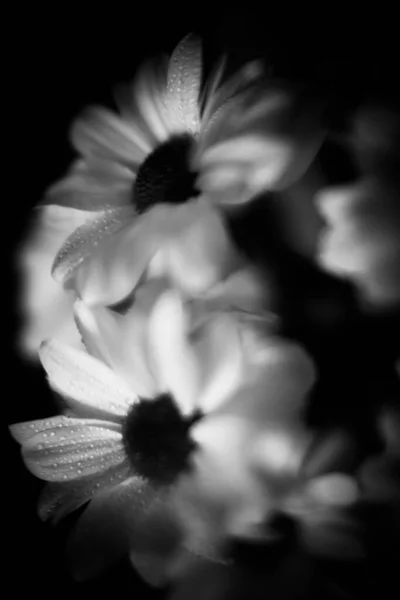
[17,205,101,359]
[70,106,150,164]
[165,201,238,296]
[52,206,135,284]
[67,476,155,580]
[38,461,132,523]
[12,416,123,481]
[194,314,244,413]
[148,289,200,416]
[224,337,316,425]
[39,339,135,418]
[165,34,201,135]
[74,296,159,398]
[189,414,268,539]
[43,158,134,211]
[74,207,169,305]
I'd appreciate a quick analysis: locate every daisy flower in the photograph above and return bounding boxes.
[316,177,400,309]
[19,32,324,358]
[10,284,316,585]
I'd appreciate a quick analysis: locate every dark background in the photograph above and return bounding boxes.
[5,7,398,599]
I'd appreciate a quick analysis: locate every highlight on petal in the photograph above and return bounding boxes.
[38,461,132,523]
[11,415,123,481]
[165,34,202,134]
[17,205,102,359]
[52,206,135,284]
[70,106,151,164]
[67,476,155,581]
[39,339,135,418]
[148,289,200,416]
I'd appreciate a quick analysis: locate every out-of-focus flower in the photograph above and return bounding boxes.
[315,177,400,309]
[10,285,316,586]
[19,33,324,359]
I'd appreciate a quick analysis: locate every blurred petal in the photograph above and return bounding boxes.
[52,206,135,284]
[189,415,268,538]
[38,461,132,523]
[68,476,155,580]
[43,158,134,211]
[70,106,150,164]
[224,337,316,425]
[39,339,135,418]
[148,290,200,415]
[17,205,101,359]
[74,207,168,305]
[316,180,400,307]
[165,34,201,134]
[128,498,185,587]
[194,314,244,413]
[74,298,158,398]
[165,200,238,295]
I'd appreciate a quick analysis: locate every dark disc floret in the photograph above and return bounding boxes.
[123,393,202,486]
[133,134,200,213]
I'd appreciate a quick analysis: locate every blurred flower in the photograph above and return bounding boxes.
[19,33,324,359]
[316,177,400,309]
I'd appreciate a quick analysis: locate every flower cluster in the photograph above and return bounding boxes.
[10,35,400,598]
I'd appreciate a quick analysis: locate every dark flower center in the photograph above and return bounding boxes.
[133,134,200,213]
[123,393,202,486]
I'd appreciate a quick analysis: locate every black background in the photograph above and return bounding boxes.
[5,6,398,599]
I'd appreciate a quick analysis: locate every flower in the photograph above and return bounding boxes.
[19,33,324,359]
[10,284,316,586]
[315,177,400,309]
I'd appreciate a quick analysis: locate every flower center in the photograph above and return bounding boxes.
[133,134,200,213]
[123,393,202,485]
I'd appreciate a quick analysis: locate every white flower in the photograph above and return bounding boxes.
[10,284,316,585]
[19,33,324,359]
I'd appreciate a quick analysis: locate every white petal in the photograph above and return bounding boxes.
[74,207,168,306]
[165,34,201,134]
[148,289,200,416]
[165,201,237,295]
[13,416,124,481]
[188,415,268,538]
[39,339,135,417]
[17,205,102,359]
[74,299,158,398]
[38,461,132,523]
[132,59,173,143]
[195,315,244,413]
[52,206,135,284]
[70,106,150,163]
[224,338,316,425]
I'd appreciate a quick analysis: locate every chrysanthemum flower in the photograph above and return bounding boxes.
[19,33,324,358]
[10,285,316,585]
[316,177,400,309]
